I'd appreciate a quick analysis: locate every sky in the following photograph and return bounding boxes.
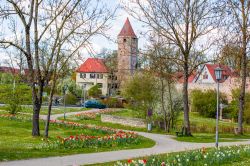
[0,0,148,66]
[89,0,147,55]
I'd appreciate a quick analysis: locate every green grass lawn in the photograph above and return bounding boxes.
[0,118,155,161]
[175,133,250,143]
[0,105,89,115]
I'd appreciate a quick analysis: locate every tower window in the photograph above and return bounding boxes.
[123,38,126,42]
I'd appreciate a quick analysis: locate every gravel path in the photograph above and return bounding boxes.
[1,109,250,166]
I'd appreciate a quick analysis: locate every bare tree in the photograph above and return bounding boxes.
[122,0,217,135]
[144,35,177,132]
[0,0,116,136]
[220,0,250,134]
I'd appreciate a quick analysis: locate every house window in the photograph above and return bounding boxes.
[90,73,95,79]
[203,71,208,79]
[99,74,103,79]
[80,73,86,78]
[97,74,99,79]
[97,83,103,88]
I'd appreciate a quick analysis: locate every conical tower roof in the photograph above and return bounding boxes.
[118,18,137,38]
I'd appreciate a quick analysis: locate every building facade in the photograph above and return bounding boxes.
[76,58,109,96]
[176,64,250,101]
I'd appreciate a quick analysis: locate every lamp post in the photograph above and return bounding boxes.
[214,67,223,148]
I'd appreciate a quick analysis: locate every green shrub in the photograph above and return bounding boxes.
[5,88,24,114]
[0,84,32,104]
[65,93,78,105]
[228,89,250,123]
[88,85,102,98]
[191,89,227,118]
[102,97,124,108]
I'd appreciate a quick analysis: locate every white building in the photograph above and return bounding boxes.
[76,58,109,96]
[193,64,233,84]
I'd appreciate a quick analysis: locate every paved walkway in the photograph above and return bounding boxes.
[1,109,250,166]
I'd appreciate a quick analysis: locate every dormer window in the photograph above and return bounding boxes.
[203,71,208,79]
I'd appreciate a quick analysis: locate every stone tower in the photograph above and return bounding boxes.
[117,18,138,86]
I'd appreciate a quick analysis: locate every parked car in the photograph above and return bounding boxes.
[82,99,106,109]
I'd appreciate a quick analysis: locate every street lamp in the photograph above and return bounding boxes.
[214,66,223,148]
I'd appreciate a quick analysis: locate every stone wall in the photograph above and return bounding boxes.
[101,114,146,128]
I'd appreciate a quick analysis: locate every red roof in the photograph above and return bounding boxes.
[205,64,233,82]
[77,58,108,73]
[118,18,137,37]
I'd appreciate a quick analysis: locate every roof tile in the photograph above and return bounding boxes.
[76,58,108,73]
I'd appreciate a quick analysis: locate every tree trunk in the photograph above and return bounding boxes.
[166,78,174,129]
[160,77,167,132]
[238,4,248,135]
[182,61,191,136]
[32,98,41,136]
[238,46,247,135]
[44,79,56,138]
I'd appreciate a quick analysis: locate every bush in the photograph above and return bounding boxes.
[102,97,124,108]
[0,84,32,104]
[65,93,78,105]
[88,85,102,98]
[5,88,23,114]
[191,89,227,118]
[228,89,250,123]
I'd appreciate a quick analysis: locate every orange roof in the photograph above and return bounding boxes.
[118,18,137,37]
[76,58,108,73]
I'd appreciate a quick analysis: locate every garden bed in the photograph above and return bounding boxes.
[91,145,250,166]
[0,114,155,161]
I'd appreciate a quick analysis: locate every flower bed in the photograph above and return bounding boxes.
[115,145,250,166]
[75,108,119,120]
[53,131,138,149]
[0,114,32,121]
[39,120,140,149]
